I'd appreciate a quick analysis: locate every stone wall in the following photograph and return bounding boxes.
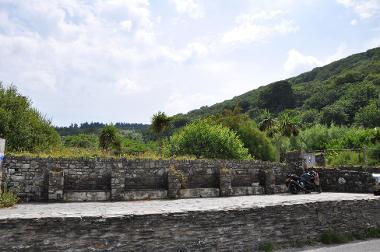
[0,156,377,202]
[0,197,379,251]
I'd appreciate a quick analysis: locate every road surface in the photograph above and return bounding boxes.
[0,192,377,219]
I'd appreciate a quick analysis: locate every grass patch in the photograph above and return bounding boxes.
[7,147,196,160]
[320,228,380,245]
[365,228,380,238]
[0,190,18,208]
[259,242,274,252]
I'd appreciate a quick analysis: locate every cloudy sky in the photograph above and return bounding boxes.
[0,0,379,126]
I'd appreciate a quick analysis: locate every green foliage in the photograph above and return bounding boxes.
[320,231,350,244]
[237,122,277,161]
[0,190,18,208]
[0,83,61,151]
[365,227,380,238]
[259,242,274,252]
[354,98,380,127]
[258,81,295,113]
[63,134,98,148]
[163,120,251,160]
[335,71,365,86]
[299,124,378,151]
[210,109,276,161]
[326,150,362,166]
[56,122,149,136]
[151,111,171,137]
[320,104,348,125]
[99,125,121,152]
[183,47,380,127]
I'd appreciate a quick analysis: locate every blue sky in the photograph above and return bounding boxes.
[0,0,379,126]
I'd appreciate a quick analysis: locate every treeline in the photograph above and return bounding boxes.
[56,122,150,136]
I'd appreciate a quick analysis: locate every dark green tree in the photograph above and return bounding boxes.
[0,83,60,151]
[151,111,171,138]
[99,125,121,152]
[257,81,296,113]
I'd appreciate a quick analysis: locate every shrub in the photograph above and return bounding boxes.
[99,125,122,153]
[237,123,277,161]
[63,134,98,148]
[0,190,18,208]
[259,242,274,252]
[0,84,61,151]
[320,231,349,244]
[163,120,251,160]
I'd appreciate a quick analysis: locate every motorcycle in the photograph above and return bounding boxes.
[285,170,322,194]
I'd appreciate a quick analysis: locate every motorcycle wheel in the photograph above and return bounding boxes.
[289,183,299,194]
[317,185,322,193]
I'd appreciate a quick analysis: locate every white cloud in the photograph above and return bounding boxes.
[350,19,358,25]
[284,45,352,76]
[337,0,380,19]
[164,92,217,115]
[221,11,298,45]
[284,49,322,76]
[115,78,148,95]
[120,20,133,31]
[170,0,204,19]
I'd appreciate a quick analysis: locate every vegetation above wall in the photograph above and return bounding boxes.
[1,48,379,165]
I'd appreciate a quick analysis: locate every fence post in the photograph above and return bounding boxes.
[0,138,5,194]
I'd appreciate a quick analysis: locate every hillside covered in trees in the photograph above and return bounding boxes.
[183,47,380,128]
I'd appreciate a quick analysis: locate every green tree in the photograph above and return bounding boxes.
[163,120,251,160]
[257,81,296,113]
[277,113,299,137]
[151,111,171,138]
[0,83,60,151]
[354,98,380,127]
[99,125,121,152]
[238,122,277,161]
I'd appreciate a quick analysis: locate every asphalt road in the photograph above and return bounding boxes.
[280,239,380,252]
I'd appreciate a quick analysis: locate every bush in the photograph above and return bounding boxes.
[63,134,98,148]
[354,98,380,128]
[259,242,274,252]
[163,120,251,160]
[237,123,277,161]
[320,231,350,244]
[0,190,18,208]
[0,84,61,151]
[99,125,122,153]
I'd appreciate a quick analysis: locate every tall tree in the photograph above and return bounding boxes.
[151,111,171,138]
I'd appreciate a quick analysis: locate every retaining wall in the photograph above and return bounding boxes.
[0,197,379,251]
[0,156,377,202]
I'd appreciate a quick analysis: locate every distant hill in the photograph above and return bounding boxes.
[182,47,380,127]
[56,122,150,136]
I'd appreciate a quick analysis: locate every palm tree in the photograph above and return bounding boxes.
[258,110,276,132]
[278,113,299,137]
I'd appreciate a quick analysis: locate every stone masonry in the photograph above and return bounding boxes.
[0,156,377,202]
[0,193,378,251]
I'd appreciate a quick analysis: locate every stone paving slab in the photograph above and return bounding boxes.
[0,193,377,220]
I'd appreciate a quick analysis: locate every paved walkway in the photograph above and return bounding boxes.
[0,193,377,220]
[280,239,380,252]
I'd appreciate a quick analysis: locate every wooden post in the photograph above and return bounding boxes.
[363,147,368,166]
[0,138,5,194]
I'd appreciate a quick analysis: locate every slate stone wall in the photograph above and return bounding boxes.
[0,156,377,202]
[0,198,379,251]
